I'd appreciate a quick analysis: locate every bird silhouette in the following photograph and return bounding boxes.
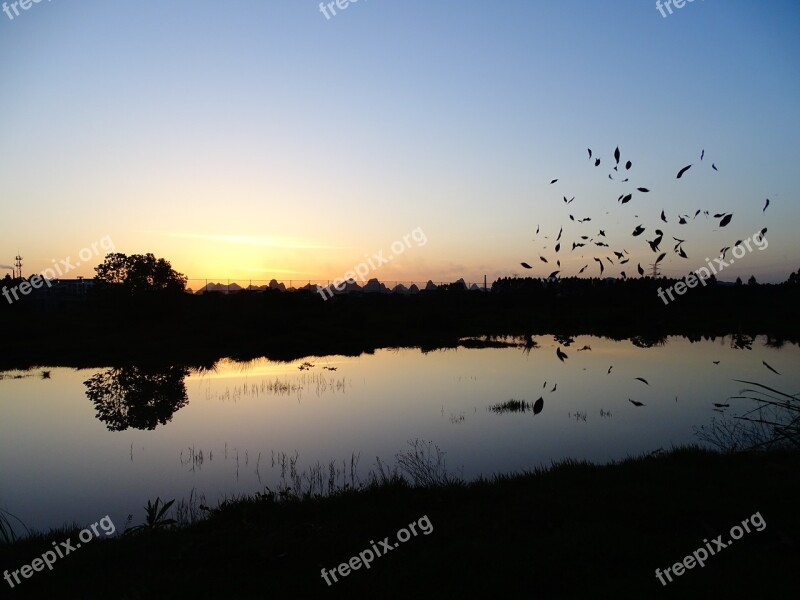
[556,347,568,362]
[629,399,645,407]
[762,361,781,375]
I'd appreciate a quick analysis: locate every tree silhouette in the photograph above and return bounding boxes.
[94,253,187,293]
[84,365,190,431]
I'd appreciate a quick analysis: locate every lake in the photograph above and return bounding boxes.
[1,334,796,532]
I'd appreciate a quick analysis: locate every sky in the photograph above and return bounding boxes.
[1,0,799,286]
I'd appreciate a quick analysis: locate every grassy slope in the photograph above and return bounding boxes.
[2,447,799,599]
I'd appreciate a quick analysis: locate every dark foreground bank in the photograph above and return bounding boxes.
[2,447,798,599]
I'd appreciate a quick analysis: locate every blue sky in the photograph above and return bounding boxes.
[1,0,799,283]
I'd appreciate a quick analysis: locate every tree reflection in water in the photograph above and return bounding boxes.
[84,365,190,431]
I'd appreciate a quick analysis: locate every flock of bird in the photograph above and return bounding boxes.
[543,338,784,411]
[521,146,771,280]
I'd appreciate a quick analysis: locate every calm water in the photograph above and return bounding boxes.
[1,335,797,532]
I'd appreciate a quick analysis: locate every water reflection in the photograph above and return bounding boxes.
[2,334,798,532]
[84,365,190,431]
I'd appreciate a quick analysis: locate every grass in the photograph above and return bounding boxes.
[489,398,532,413]
[2,446,799,598]
[695,380,800,451]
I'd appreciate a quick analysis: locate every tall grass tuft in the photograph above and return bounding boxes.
[695,380,799,452]
[0,508,29,545]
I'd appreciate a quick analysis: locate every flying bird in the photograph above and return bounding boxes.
[551,383,557,392]
[629,399,645,407]
[634,377,649,385]
[607,366,613,374]
[595,158,601,167]
[677,164,692,179]
[713,403,730,408]
[578,264,589,274]
[621,194,632,204]
[712,361,720,365]
[712,163,718,171]
[540,256,548,263]
[550,179,558,184]
[593,257,605,274]
[548,270,560,279]
[701,149,705,160]
[632,225,645,236]
[556,347,568,362]
[719,214,733,227]
[637,263,644,276]
[533,397,544,415]
[762,361,781,375]
[763,198,769,212]
[521,262,533,269]
[625,160,632,170]
[588,148,592,159]
[637,188,650,193]
[614,146,620,164]
[661,210,667,223]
